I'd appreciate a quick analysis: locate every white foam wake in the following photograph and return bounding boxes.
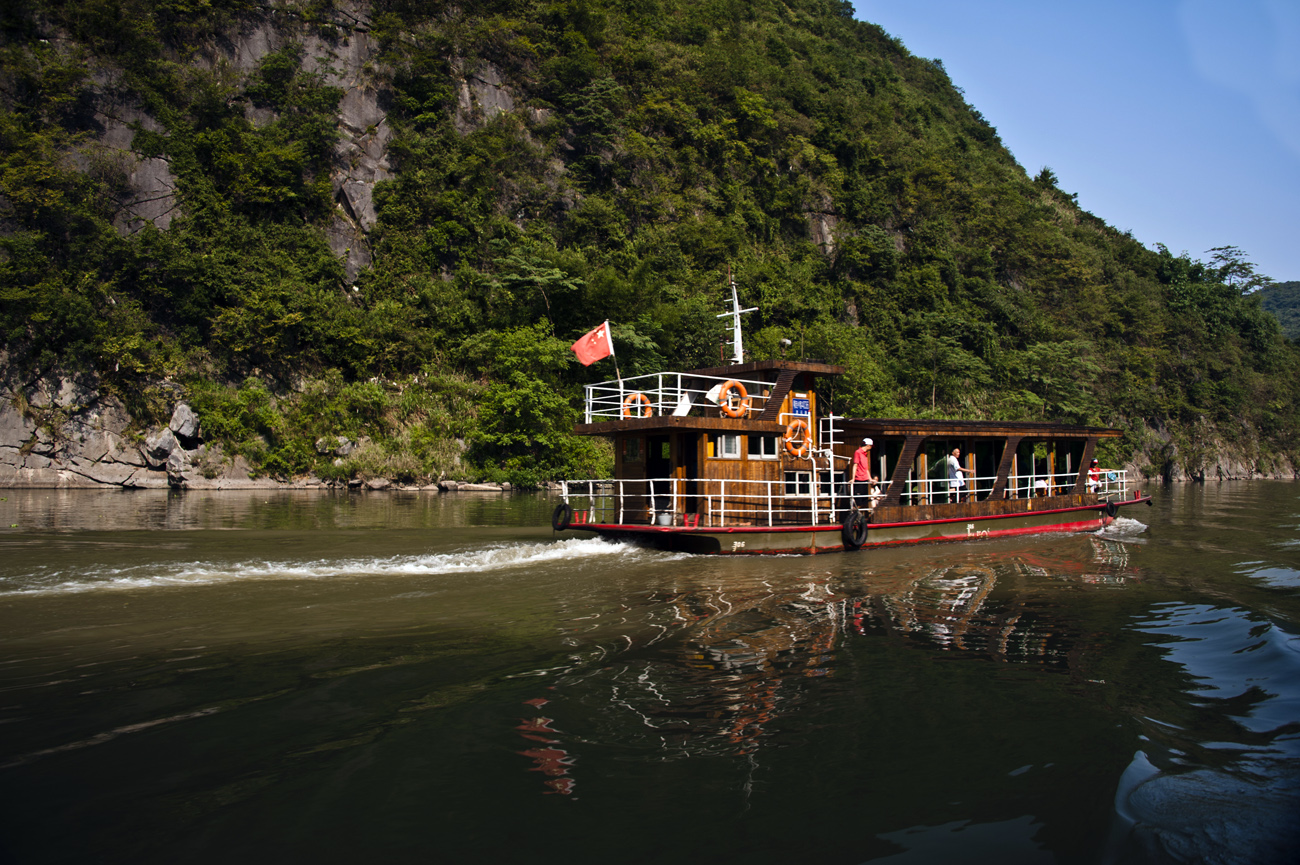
[1098,515,1148,537]
[0,537,648,596]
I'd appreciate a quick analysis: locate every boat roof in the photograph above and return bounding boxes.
[840,418,1122,439]
[685,359,845,378]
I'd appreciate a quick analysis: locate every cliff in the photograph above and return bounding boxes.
[1,0,1297,488]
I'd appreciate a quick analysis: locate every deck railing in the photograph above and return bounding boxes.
[560,469,1130,528]
[583,373,777,423]
[561,477,842,527]
[898,468,1129,505]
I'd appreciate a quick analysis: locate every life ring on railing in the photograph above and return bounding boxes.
[842,510,869,550]
[621,392,654,418]
[717,380,751,418]
[552,502,573,531]
[784,418,811,459]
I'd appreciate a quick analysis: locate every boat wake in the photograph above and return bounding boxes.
[1097,515,1148,539]
[0,537,655,597]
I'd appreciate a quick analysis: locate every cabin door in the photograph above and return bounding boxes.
[679,433,700,515]
[646,435,672,513]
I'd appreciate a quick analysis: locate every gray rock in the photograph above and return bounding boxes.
[438,480,459,491]
[365,477,391,490]
[222,455,254,480]
[457,483,503,492]
[122,468,170,488]
[165,447,191,481]
[31,427,59,457]
[169,402,200,440]
[74,460,138,486]
[334,437,354,457]
[142,428,179,468]
[0,401,36,446]
[22,452,54,470]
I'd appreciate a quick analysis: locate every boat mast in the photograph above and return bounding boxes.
[717,268,758,364]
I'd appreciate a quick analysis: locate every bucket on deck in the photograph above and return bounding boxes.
[654,512,674,526]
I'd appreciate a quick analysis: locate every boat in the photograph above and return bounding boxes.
[552,285,1153,555]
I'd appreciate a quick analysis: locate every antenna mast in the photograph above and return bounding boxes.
[716,268,758,364]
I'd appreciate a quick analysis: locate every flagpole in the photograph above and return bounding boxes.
[607,320,622,384]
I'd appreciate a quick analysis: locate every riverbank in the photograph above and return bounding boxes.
[2,378,1293,491]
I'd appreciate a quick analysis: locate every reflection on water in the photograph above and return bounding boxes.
[0,484,1298,863]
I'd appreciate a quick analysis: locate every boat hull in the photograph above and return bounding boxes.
[558,496,1152,555]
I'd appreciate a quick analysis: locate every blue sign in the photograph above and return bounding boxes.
[791,398,810,416]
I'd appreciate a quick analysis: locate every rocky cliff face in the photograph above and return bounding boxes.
[88,1,391,282]
[90,0,526,283]
[2,364,1291,490]
[0,364,294,489]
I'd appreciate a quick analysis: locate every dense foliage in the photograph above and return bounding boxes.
[2,0,1297,482]
[1259,282,1300,343]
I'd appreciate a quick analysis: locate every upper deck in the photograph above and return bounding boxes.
[576,359,844,433]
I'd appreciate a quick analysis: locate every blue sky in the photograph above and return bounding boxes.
[852,0,1300,283]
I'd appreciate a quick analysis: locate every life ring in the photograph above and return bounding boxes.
[621,392,653,418]
[784,418,811,458]
[552,503,573,531]
[1104,500,1118,519]
[717,380,751,418]
[842,510,869,550]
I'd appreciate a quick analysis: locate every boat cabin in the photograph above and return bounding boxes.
[569,359,1127,529]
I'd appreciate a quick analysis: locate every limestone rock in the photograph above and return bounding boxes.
[169,402,200,440]
[365,477,391,490]
[0,401,36,446]
[142,428,180,468]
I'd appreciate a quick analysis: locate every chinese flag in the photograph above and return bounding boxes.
[571,321,614,366]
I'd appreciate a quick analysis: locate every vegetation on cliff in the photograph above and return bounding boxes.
[2,0,1297,483]
[1259,282,1300,344]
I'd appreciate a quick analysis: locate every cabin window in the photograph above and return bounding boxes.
[712,434,741,459]
[747,435,779,460]
[623,438,641,461]
[784,471,812,497]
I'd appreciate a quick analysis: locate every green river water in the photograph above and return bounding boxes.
[0,483,1297,864]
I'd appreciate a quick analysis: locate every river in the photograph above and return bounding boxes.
[0,483,1297,864]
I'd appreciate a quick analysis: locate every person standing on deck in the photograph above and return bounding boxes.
[851,438,875,509]
[946,447,974,503]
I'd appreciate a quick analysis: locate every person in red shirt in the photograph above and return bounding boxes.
[1087,458,1101,493]
[851,438,875,508]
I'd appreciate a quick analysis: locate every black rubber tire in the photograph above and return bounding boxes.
[552,502,573,531]
[1104,500,1119,519]
[841,510,869,550]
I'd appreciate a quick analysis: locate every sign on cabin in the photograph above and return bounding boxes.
[791,397,810,416]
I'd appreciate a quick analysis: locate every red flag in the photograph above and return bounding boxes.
[571,321,614,366]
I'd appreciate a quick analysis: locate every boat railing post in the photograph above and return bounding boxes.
[720,480,726,527]
[767,479,773,526]
[617,480,624,524]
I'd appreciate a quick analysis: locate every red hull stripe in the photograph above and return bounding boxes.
[574,497,1148,534]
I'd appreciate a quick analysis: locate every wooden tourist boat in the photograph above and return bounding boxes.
[553,295,1152,555]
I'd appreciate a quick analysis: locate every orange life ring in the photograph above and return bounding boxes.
[621,392,653,418]
[784,418,811,458]
[717,380,751,418]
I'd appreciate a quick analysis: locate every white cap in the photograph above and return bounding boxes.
[863,437,873,446]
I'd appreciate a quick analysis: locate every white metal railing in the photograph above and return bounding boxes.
[560,468,1131,527]
[899,468,1130,505]
[561,476,849,528]
[584,373,776,423]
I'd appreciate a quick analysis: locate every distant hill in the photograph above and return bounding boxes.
[1259,282,1300,342]
[1,0,1297,484]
